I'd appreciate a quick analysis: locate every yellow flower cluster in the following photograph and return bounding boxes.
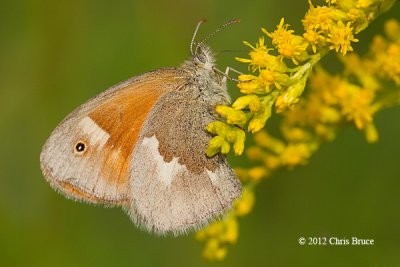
[371,19,400,85]
[197,18,400,261]
[199,0,399,261]
[206,0,397,157]
[246,18,400,186]
[195,185,255,261]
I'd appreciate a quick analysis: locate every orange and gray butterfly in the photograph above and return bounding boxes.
[40,43,242,235]
[40,68,186,204]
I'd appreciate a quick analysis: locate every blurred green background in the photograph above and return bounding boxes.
[1,0,400,266]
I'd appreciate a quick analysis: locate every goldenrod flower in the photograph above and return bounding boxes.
[202,238,227,261]
[206,122,246,156]
[275,76,307,112]
[340,54,380,91]
[260,69,290,89]
[246,146,266,161]
[340,86,376,129]
[215,106,247,126]
[327,20,359,55]
[366,20,400,85]
[384,19,400,41]
[315,123,336,141]
[365,122,379,143]
[254,131,286,153]
[281,126,313,142]
[264,154,282,170]
[264,18,309,64]
[377,44,400,84]
[248,167,268,181]
[248,102,273,133]
[232,95,262,112]
[320,106,341,123]
[302,3,335,31]
[236,37,275,72]
[280,143,313,166]
[234,187,255,216]
[233,133,246,155]
[237,74,273,94]
[357,0,374,9]
[219,218,239,243]
[303,29,325,53]
[264,18,294,47]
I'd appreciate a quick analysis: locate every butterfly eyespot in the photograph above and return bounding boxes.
[74,141,87,155]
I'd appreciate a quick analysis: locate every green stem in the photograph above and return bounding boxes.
[288,52,323,84]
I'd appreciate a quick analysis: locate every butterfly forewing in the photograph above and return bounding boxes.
[40,68,187,205]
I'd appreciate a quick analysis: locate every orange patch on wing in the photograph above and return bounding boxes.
[89,70,186,195]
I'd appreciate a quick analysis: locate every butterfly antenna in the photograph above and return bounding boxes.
[217,49,247,54]
[195,18,240,53]
[190,19,207,56]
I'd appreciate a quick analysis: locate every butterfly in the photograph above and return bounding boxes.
[40,19,242,235]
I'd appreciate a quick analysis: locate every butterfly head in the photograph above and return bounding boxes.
[192,43,215,72]
[187,19,239,74]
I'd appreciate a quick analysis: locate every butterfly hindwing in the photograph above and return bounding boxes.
[128,90,242,234]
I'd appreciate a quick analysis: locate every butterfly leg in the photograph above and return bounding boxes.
[213,67,242,83]
[222,67,243,83]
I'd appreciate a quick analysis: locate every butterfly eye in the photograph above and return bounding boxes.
[74,141,87,155]
[197,54,206,63]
